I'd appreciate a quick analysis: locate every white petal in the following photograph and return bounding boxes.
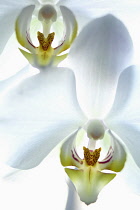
[58,0,140,31]
[0,67,86,169]
[0,0,36,53]
[0,65,30,95]
[57,0,92,30]
[106,65,140,123]
[0,33,28,80]
[58,0,140,11]
[105,66,140,167]
[105,66,136,119]
[67,14,133,118]
[120,151,140,195]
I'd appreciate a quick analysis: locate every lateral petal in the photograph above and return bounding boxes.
[105,66,137,120]
[120,151,140,195]
[105,66,140,168]
[15,5,36,52]
[0,0,37,53]
[0,67,86,169]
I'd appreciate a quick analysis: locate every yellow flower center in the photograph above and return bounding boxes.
[83,147,101,166]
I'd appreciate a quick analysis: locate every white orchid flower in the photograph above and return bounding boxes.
[0,14,139,204]
[0,0,102,79]
[1,0,140,80]
[0,0,80,79]
[0,0,91,79]
[0,0,98,55]
[15,4,77,67]
[2,0,139,54]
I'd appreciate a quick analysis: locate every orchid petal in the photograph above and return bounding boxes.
[67,15,133,118]
[99,130,126,172]
[0,33,29,79]
[58,0,140,9]
[105,66,140,168]
[0,66,86,169]
[65,168,116,205]
[0,65,30,95]
[15,5,36,53]
[120,151,140,195]
[57,0,95,30]
[105,66,137,119]
[0,0,36,53]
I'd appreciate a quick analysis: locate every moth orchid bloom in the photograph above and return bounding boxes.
[60,128,126,204]
[15,4,77,67]
[59,15,140,204]
[0,14,138,204]
[0,0,100,55]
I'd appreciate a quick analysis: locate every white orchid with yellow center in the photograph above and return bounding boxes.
[0,11,140,205]
[1,0,140,80]
[15,4,77,67]
[1,0,104,79]
[0,0,101,55]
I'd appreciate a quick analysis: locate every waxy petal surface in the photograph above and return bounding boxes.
[0,0,38,53]
[106,66,140,168]
[120,151,140,195]
[67,15,133,118]
[0,66,86,169]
